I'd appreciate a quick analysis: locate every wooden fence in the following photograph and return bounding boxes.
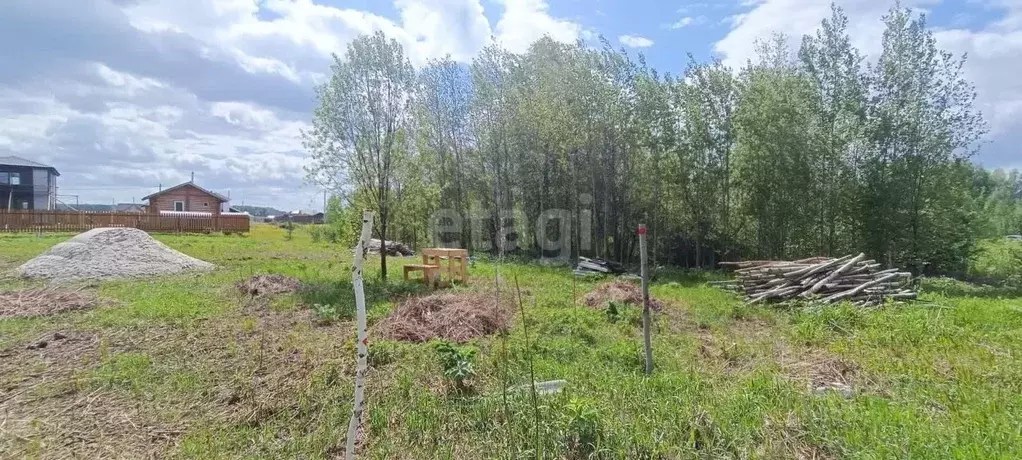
[0,210,250,234]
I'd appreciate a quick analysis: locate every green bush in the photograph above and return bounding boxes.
[308,226,324,243]
[969,238,1022,284]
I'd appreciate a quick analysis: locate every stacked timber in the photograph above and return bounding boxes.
[574,257,626,276]
[715,253,916,307]
[366,239,415,256]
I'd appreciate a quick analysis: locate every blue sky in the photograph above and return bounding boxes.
[0,0,1019,210]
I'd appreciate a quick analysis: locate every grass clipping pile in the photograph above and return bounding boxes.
[584,279,665,311]
[15,227,214,283]
[236,274,302,297]
[0,289,96,319]
[377,291,513,343]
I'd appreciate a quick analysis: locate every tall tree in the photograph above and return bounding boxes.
[304,31,416,279]
[864,4,986,272]
[672,56,739,266]
[799,3,867,255]
[417,56,473,247]
[734,35,822,258]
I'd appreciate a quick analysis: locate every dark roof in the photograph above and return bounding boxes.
[0,155,60,176]
[115,203,145,212]
[141,181,229,202]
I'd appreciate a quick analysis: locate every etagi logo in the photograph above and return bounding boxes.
[428,193,594,262]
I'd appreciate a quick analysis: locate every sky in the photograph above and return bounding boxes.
[1,0,1020,210]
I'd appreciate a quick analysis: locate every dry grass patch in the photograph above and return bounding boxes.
[376,290,513,343]
[583,279,665,312]
[0,328,184,459]
[235,274,302,297]
[0,289,97,319]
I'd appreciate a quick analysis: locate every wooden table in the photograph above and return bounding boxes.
[421,248,469,284]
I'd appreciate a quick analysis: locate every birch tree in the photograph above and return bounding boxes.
[304,31,416,280]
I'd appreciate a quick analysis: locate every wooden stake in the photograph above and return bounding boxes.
[638,224,653,375]
[345,211,374,460]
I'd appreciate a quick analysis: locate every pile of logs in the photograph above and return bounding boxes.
[366,239,415,256]
[715,253,916,307]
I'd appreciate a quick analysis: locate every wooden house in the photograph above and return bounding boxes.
[142,181,229,215]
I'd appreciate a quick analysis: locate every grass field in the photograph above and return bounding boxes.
[1,225,1021,459]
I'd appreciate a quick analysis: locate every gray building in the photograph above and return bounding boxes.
[0,156,59,210]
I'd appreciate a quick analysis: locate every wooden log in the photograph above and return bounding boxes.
[821,272,903,304]
[784,255,851,280]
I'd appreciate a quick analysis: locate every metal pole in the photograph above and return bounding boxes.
[639,223,653,375]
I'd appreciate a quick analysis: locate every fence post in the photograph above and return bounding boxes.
[639,223,653,375]
[346,211,374,460]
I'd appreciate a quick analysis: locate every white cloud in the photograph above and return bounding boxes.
[0,0,593,209]
[671,17,695,29]
[494,0,585,53]
[669,16,707,30]
[619,34,654,48]
[713,0,943,70]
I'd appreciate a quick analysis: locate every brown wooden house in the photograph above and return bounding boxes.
[142,181,229,215]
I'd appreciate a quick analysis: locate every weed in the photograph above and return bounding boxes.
[432,339,477,393]
[606,300,622,323]
[311,303,341,325]
[562,397,602,458]
[368,339,404,367]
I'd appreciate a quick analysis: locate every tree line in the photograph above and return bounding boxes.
[305,3,1021,278]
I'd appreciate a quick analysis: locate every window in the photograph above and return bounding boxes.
[174,201,184,211]
[203,202,209,207]
[20,201,28,209]
[1,173,21,185]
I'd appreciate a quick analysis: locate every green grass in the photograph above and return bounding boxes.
[1,225,1020,458]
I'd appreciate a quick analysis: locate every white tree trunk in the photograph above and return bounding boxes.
[346,211,374,460]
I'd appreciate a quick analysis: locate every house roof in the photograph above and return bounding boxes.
[115,203,145,212]
[0,155,60,176]
[141,181,229,202]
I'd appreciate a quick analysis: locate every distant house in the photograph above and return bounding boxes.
[0,156,59,210]
[141,181,229,215]
[115,203,145,213]
[277,210,325,224]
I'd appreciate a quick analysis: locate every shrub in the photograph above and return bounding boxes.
[969,238,1022,284]
[308,226,324,243]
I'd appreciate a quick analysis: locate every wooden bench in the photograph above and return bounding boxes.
[421,248,469,283]
[403,264,441,287]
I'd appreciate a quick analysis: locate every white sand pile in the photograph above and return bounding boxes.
[16,228,214,283]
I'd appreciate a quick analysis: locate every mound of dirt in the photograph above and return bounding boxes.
[0,289,97,319]
[236,274,302,297]
[15,227,214,283]
[376,291,513,342]
[583,280,665,312]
